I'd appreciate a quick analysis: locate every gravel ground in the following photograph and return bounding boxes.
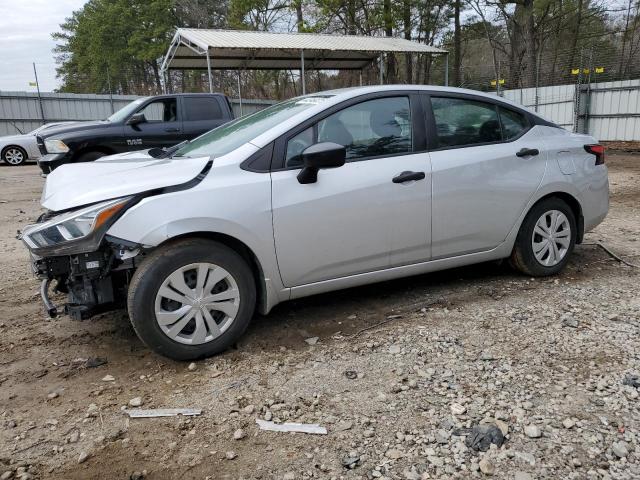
[0,154,638,480]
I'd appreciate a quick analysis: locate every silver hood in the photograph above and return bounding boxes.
[42,151,211,212]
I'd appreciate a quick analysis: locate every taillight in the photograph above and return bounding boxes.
[584,144,605,165]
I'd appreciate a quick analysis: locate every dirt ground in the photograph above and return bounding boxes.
[0,155,639,480]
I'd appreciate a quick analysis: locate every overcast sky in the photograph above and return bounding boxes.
[0,0,85,92]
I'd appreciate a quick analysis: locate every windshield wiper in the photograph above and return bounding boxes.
[148,140,189,159]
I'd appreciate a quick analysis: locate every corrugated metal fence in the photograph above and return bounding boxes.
[2,82,639,140]
[0,91,275,136]
[502,79,640,141]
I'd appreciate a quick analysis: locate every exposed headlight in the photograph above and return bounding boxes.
[21,197,132,252]
[44,139,69,153]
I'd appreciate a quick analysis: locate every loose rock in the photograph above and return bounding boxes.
[479,458,495,475]
[524,425,542,438]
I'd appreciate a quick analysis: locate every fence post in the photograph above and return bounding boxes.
[32,63,45,123]
[534,49,541,112]
[106,65,115,114]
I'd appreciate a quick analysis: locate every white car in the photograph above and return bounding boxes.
[1,123,72,166]
[20,86,609,360]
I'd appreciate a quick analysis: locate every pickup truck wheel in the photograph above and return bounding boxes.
[2,146,27,166]
[127,239,256,361]
[509,198,576,276]
[76,151,107,163]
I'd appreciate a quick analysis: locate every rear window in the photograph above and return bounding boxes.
[184,97,223,121]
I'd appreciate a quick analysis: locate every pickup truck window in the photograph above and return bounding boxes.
[139,98,178,122]
[107,98,147,123]
[184,97,223,121]
[175,95,332,158]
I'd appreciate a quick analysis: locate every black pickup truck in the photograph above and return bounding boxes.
[36,93,234,173]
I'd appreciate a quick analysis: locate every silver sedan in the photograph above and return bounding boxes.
[1,123,71,166]
[21,86,609,359]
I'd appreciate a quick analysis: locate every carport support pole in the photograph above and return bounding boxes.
[444,53,449,87]
[237,72,243,116]
[206,50,213,93]
[300,50,306,95]
[379,54,384,84]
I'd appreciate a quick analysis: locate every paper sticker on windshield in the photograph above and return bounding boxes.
[296,97,329,106]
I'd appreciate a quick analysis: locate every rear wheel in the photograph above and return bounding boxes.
[127,239,256,360]
[2,146,27,166]
[510,198,577,276]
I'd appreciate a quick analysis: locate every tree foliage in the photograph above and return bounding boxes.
[53,0,640,96]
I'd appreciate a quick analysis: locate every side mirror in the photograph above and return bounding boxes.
[126,112,146,126]
[297,142,346,184]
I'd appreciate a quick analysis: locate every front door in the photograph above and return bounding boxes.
[271,95,432,288]
[124,97,183,150]
[427,95,548,258]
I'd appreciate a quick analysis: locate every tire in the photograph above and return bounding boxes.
[2,146,27,166]
[509,197,577,277]
[127,239,256,360]
[76,151,107,163]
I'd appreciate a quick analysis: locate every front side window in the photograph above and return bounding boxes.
[499,107,528,139]
[431,97,501,147]
[286,127,314,167]
[317,97,412,161]
[138,98,178,123]
[284,97,412,168]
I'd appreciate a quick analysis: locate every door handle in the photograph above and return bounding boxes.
[164,127,180,133]
[516,148,539,157]
[392,171,425,183]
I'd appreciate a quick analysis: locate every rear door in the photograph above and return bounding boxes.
[181,96,229,141]
[426,94,547,258]
[271,93,432,287]
[123,97,182,149]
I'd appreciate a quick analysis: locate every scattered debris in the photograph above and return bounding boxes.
[459,424,505,452]
[124,408,202,418]
[561,315,579,328]
[623,373,640,388]
[341,452,360,469]
[78,451,90,464]
[128,397,143,407]
[255,419,327,435]
[85,357,108,369]
[233,428,246,440]
[450,403,466,415]
[344,370,358,380]
[304,337,319,345]
[101,375,115,382]
[187,362,197,371]
[225,451,237,460]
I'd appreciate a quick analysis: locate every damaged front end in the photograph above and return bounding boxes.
[20,197,143,320]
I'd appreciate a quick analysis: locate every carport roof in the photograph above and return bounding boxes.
[161,28,447,71]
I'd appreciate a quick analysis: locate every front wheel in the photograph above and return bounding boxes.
[2,146,27,166]
[510,198,577,276]
[127,239,256,360]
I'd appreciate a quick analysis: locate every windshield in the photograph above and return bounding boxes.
[174,95,332,158]
[107,98,147,123]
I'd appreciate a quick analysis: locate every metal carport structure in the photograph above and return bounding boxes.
[160,28,448,98]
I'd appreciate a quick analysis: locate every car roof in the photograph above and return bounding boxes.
[321,84,526,110]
